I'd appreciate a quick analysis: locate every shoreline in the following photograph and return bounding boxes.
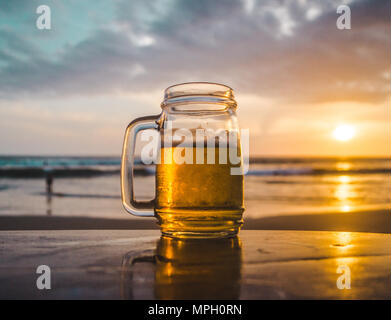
[2,209,391,233]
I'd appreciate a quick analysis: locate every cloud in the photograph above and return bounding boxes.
[0,0,390,105]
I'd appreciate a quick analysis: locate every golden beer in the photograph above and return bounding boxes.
[156,145,244,238]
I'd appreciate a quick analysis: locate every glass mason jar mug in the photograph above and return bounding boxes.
[121,82,245,238]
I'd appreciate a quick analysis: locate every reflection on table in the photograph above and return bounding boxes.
[121,236,242,299]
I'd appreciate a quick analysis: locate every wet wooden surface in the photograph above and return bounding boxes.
[1,230,391,299]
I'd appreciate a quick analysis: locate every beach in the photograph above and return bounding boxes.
[1,156,391,233]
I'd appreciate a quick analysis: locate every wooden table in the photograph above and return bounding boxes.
[1,230,391,299]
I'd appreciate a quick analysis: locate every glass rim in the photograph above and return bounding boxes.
[164,82,234,100]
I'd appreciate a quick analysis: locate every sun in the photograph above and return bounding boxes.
[333,125,356,142]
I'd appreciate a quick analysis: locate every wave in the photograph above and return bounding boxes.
[249,157,391,164]
[2,166,391,178]
[0,166,151,178]
[35,192,121,199]
[247,168,391,176]
[0,156,121,167]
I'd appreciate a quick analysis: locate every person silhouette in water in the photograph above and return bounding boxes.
[43,160,53,195]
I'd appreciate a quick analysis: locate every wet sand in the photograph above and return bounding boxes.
[2,209,391,233]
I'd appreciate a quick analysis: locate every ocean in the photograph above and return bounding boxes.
[1,156,391,220]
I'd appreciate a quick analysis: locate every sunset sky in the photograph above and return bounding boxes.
[0,0,390,156]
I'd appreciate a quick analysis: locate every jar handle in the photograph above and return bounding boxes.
[121,115,159,217]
